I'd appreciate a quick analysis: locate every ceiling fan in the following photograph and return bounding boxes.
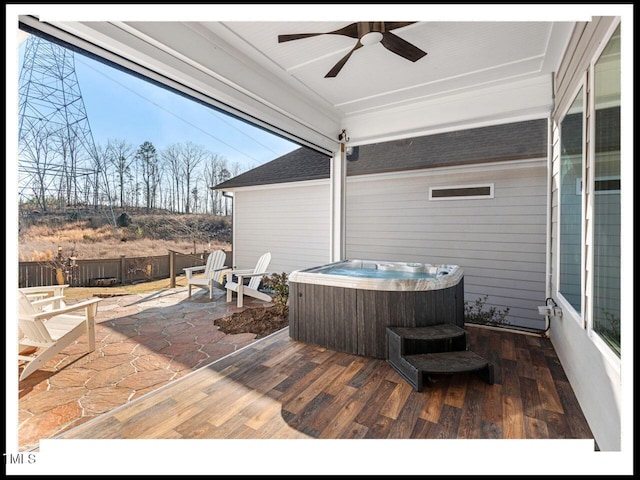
[277,21,427,78]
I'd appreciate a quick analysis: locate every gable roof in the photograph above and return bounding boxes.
[213,146,330,190]
[213,119,547,190]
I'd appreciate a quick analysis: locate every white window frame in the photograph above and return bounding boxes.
[576,175,621,195]
[555,78,587,326]
[585,19,622,360]
[554,18,621,362]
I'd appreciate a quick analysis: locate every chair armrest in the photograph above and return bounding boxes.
[235,272,269,278]
[19,285,69,293]
[226,269,253,275]
[19,285,69,298]
[30,295,66,309]
[211,266,231,272]
[34,297,101,321]
[183,265,207,278]
[183,265,206,274]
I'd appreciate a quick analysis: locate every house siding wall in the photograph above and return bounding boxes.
[232,182,331,273]
[550,16,621,451]
[344,160,547,330]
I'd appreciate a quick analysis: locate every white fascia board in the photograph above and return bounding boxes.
[219,178,329,194]
[343,75,554,146]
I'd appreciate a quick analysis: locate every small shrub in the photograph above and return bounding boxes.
[262,272,289,317]
[116,212,132,227]
[464,295,510,327]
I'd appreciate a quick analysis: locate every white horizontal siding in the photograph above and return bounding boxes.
[345,162,547,328]
[233,182,330,273]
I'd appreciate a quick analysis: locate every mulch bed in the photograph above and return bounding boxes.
[215,306,289,339]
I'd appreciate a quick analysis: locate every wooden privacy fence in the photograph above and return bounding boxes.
[17,250,232,288]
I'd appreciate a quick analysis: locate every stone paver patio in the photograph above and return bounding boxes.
[17,286,272,451]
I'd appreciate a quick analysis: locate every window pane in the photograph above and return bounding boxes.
[559,88,583,313]
[593,24,621,355]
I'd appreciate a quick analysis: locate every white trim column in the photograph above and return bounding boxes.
[329,144,346,262]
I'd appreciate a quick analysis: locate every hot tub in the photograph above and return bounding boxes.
[288,260,464,359]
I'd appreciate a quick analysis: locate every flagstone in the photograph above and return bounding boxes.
[58,339,93,355]
[102,330,138,343]
[35,402,84,436]
[163,322,195,336]
[106,315,139,325]
[101,341,139,356]
[85,363,137,389]
[129,384,171,401]
[199,342,237,358]
[169,350,209,370]
[134,354,173,372]
[21,387,87,414]
[195,329,226,345]
[117,369,175,390]
[80,387,134,414]
[222,332,258,344]
[81,353,133,370]
[48,368,94,389]
[159,341,200,356]
[128,335,171,351]
[137,323,167,335]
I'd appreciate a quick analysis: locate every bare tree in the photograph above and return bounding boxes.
[18,126,55,212]
[91,142,118,227]
[107,138,134,208]
[203,153,228,215]
[162,143,182,213]
[180,141,207,214]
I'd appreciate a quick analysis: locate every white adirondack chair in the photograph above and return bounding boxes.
[225,252,272,308]
[19,285,69,310]
[18,290,101,381]
[183,250,229,299]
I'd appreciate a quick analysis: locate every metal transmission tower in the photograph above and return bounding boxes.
[18,35,100,212]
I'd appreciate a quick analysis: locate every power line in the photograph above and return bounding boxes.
[76,56,272,166]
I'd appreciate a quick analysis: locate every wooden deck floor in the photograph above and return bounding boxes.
[56,324,594,443]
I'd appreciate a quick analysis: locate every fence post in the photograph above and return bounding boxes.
[169,250,176,288]
[119,255,126,285]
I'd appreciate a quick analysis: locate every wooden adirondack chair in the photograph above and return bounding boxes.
[18,290,101,380]
[225,252,272,308]
[19,285,69,310]
[183,250,229,299]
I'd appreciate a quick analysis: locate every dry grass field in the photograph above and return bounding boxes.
[17,211,231,262]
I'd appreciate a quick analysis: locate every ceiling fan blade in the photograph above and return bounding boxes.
[278,33,324,43]
[325,41,363,78]
[278,23,359,43]
[381,22,416,32]
[380,31,427,62]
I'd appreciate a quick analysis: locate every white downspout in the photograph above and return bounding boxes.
[329,137,347,262]
[545,74,556,336]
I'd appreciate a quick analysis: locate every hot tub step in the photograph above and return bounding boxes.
[387,324,468,354]
[386,324,494,391]
[390,351,495,391]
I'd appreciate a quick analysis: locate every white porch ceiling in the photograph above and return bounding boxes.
[17,8,582,153]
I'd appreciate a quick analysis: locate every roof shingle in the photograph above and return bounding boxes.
[213,119,547,189]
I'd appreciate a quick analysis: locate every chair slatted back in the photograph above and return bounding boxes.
[204,250,227,280]
[18,291,54,345]
[248,252,271,290]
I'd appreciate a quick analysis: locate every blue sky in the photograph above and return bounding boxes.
[17,37,299,174]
